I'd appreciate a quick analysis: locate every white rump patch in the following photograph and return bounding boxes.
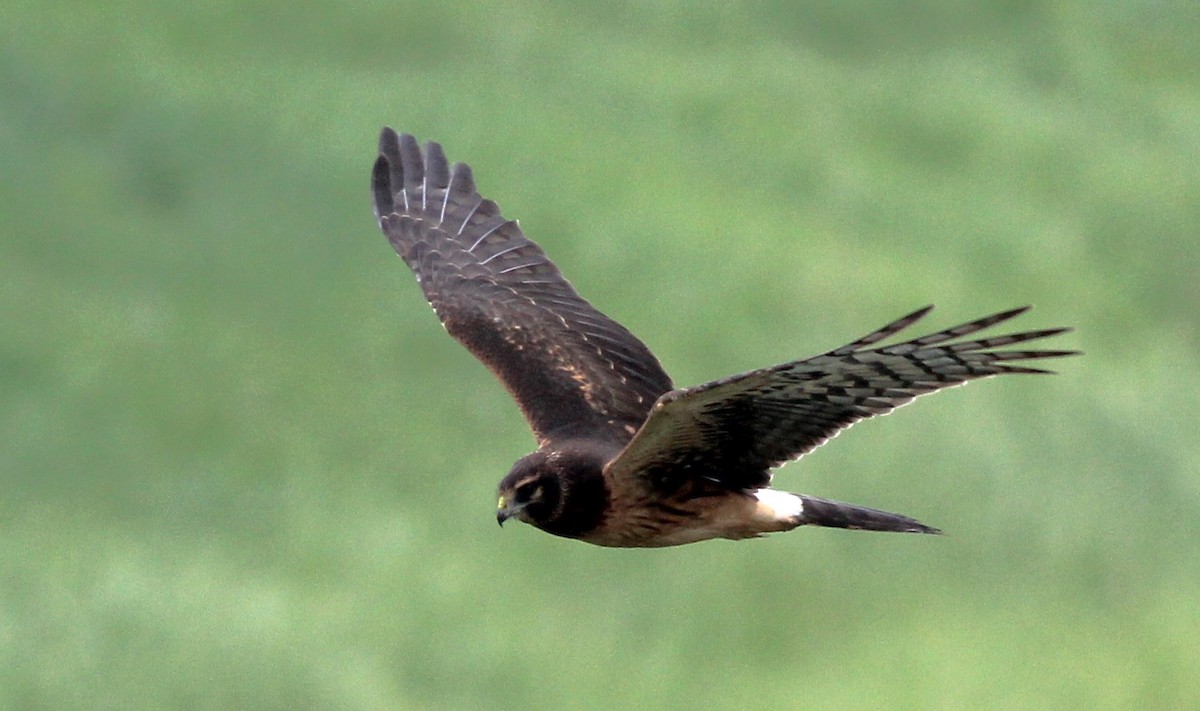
[753,489,804,522]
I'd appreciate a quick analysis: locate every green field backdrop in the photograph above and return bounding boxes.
[3,2,1198,709]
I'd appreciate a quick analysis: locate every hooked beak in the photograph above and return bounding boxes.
[496,495,524,527]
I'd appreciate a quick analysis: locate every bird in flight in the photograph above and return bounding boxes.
[370,128,1078,547]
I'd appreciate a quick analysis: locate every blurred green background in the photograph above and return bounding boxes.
[3,1,1197,709]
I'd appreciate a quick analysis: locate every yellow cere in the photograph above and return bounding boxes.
[497,496,507,510]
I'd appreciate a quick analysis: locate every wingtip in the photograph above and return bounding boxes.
[897,304,936,325]
[971,305,1035,331]
[371,153,394,218]
[423,140,450,194]
[378,125,400,154]
[373,127,409,219]
[901,304,936,326]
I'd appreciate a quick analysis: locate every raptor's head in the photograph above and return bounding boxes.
[494,446,611,538]
[496,451,561,528]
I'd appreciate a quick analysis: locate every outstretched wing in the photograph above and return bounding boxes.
[606,305,1079,491]
[372,128,673,444]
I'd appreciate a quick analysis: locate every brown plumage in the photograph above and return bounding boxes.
[371,128,1079,547]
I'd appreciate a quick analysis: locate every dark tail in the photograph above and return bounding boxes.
[799,495,941,534]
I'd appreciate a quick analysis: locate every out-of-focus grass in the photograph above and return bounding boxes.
[2,2,1197,709]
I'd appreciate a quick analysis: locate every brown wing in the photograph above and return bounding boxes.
[371,128,673,445]
[606,306,1079,492]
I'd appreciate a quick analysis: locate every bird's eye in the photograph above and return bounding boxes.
[516,482,542,502]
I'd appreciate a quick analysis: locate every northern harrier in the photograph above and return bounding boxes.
[371,128,1078,547]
